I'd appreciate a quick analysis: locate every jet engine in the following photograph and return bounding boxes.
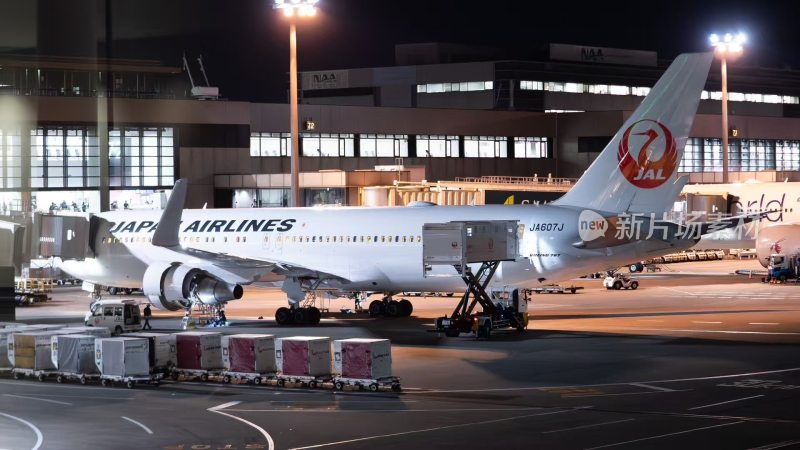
[142,262,244,311]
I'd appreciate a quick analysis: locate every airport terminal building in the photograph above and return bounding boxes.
[2,43,800,212]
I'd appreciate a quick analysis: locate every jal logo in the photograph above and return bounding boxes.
[617,119,677,189]
[578,210,609,242]
[771,239,784,254]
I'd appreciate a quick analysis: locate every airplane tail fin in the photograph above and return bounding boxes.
[553,52,713,214]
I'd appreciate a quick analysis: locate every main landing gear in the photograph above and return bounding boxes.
[275,306,322,325]
[369,296,413,318]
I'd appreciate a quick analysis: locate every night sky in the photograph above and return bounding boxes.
[1,0,798,102]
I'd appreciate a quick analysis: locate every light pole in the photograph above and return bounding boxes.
[274,0,318,207]
[709,32,746,183]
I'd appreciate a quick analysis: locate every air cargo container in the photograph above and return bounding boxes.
[51,334,99,384]
[95,337,156,388]
[173,331,223,381]
[333,338,392,379]
[220,334,275,384]
[122,332,176,372]
[275,336,331,378]
[60,326,111,338]
[10,329,82,381]
[331,338,400,392]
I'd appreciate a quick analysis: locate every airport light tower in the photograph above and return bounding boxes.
[709,32,746,183]
[274,0,318,207]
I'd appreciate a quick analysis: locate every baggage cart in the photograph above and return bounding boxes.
[99,373,162,389]
[11,367,57,382]
[332,375,402,392]
[272,373,333,389]
[217,371,277,385]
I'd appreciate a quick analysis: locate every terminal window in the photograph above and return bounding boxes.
[250,132,291,157]
[464,136,508,158]
[777,140,800,170]
[109,127,174,187]
[0,128,21,189]
[514,137,549,158]
[359,134,408,157]
[301,133,354,157]
[30,126,99,189]
[416,135,459,157]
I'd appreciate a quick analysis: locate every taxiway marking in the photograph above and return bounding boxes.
[629,383,676,392]
[121,416,153,434]
[748,439,800,450]
[4,394,72,406]
[0,411,43,450]
[586,421,744,449]
[688,394,765,411]
[410,367,800,393]
[208,401,275,450]
[288,408,581,449]
[542,418,635,434]
[692,321,722,324]
[750,323,780,326]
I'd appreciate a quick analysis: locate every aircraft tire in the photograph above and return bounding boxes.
[399,299,413,317]
[275,307,293,325]
[369,300,384,317]
[307,307,321,325]
[293,308,307,324]
[385,300,401,317]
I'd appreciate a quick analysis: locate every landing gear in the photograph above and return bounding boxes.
[369,296,413,318]
[275,306,321,326]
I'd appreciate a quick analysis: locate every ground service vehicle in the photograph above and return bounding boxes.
[768,253,800,282]
[85,300,143,335]
[604,274,639,290]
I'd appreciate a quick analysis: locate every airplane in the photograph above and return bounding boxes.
[681,181,800,266]
[60,51,721,325]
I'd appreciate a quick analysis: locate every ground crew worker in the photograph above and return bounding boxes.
[143,304,152,330]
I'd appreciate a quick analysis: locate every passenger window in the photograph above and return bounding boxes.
[242,236,247,243]
[395,236,399,242]
[360,236,364,242]
[104,307,113,316]
[374,235,378,242]
[312,236,316,242]
[416,236,421,242]
[326,236,330,243]
[115,307,122,316]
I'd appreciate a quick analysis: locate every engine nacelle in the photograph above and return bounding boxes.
[142,262,243,310]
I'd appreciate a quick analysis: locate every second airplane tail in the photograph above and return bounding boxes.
[553,52,713,214]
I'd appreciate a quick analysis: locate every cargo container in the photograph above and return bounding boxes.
[60,326,111,338]
[95,337,152,388]
[51,334,99,384]
[331,338,400,392]
[333,338,392,380]
[10,329,84,380]
[276,336,331,377]
[1,325,66,371]
[172,331,223,381]
[220,334,275,384]
[122,333,176,372]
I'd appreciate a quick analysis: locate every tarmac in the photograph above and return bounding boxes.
[3,258,800,450]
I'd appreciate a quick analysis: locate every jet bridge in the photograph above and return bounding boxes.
[423,220,526,338]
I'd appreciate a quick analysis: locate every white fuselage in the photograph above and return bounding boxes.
[61,204,682,294]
